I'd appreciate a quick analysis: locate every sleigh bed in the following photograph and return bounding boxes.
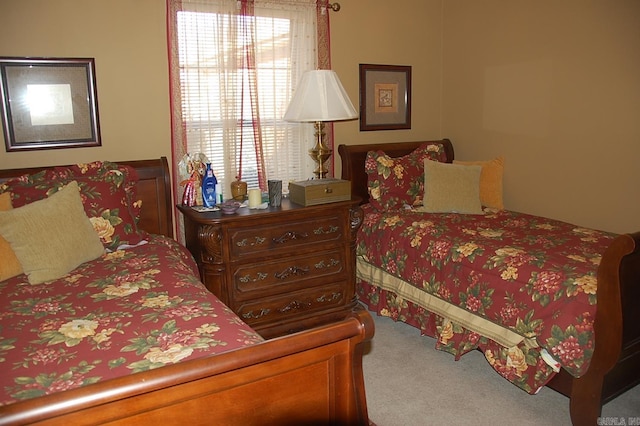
[339,139,640,425]
[0,157,372,425]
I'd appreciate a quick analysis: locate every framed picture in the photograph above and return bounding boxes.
[0,57,101,152]
[359,64,411,131]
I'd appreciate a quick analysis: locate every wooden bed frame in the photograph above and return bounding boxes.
[339,140,640,425]
[0,157,373,425]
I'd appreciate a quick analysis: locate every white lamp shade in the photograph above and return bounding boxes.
[283,70,358,122]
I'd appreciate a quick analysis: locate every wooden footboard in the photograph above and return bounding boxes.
[339,140,640,425]
[547,231,640,425]
[0,306,373,425]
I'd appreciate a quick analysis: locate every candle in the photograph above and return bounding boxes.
[248,188,261,208]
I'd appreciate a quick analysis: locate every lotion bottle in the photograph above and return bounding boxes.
[202,163,218,207]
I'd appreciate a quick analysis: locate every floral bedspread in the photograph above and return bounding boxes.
[0,234,263,406]
[356,206,615,393]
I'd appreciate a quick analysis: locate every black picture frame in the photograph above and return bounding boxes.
[359,64,411,131]
[0,57,101,152]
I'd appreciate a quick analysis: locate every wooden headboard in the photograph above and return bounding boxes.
[338,139,455,204]
[0,157,173,238]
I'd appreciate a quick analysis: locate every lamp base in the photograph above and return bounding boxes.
[309,121,331,179]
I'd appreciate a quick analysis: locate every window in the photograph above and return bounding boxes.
[173,1,322,194]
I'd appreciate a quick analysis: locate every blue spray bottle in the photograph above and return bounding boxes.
[202,163,218,207]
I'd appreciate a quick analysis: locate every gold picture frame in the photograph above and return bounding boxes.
[359,64,411,131]
[0,57,101,152]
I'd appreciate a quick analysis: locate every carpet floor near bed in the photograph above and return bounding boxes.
[363,313,640,426]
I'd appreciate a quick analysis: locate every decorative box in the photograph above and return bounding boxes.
[289,179,351,206]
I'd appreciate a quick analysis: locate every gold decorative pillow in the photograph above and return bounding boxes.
[0,181,105,285]
[419,160,484,215]
[453,156,504,210]
[0,192,23,281]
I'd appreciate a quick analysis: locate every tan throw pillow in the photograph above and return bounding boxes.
[0,192,24,281]
[453,156,504,210]
[419,160,484,215]
[0,181,105,285]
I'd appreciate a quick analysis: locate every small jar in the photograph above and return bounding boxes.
[230,177,247,201]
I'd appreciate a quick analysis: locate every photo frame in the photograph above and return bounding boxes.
[359,64,411,131]
[0,57,101,152]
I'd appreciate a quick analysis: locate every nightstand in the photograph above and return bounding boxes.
[178,198,363,338]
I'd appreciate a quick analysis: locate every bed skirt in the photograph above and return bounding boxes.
[356,256,560,394]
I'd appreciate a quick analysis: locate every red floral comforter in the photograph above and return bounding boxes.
[0,235,263,406]
[356,206,615,393]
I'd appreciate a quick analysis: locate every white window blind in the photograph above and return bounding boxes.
[176,1,318,195]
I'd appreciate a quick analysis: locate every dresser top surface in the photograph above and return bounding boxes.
[178,197,360,223]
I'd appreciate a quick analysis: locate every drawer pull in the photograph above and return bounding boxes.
[273,231,309,244]
[238,272,268,283]
[313,225,339,235]
[236,236,266,247]
[314,258,340,269]
[324,187,333,194]
[317,292,342,303]
[242,308,271,320]
[279,299,312,313]
[275,266,309,280]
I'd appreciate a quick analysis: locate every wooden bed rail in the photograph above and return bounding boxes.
[560,232,638,424]
[0,307,374,425]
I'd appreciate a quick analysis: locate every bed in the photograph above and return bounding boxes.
[0,157,372,425]
[338,139,640,426]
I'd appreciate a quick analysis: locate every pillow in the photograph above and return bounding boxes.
[365,143,448,211]
[419,160,484,214]
[0,192,23,281]
[0,161,143,251]
[63,161,142,226]
[453,156,504,210]
[0,181,105,285]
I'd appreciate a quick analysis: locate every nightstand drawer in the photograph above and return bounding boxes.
[229,216,343,258]
[235,283,346,326]
[178,198,362,338]
[232,249,345,297]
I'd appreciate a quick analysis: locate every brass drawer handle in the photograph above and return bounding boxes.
[275,266,309,280]
[313,225,339,235]
[324,186,333,194]
[273,231,309,244]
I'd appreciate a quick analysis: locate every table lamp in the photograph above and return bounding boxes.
[283,70,358,179]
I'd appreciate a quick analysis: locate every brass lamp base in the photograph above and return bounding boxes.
[309,121,331,179]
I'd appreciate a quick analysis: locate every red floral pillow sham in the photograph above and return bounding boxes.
[0,161,143,251]
[365,143,448,211]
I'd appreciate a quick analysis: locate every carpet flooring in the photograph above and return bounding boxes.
[362,313,640,426]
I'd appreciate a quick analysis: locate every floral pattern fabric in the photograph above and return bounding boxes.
[366,143,448,211]
[0,235,263,406]
[356,205,615,393]
[0,161,143,251]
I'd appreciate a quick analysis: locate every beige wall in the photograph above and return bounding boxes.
[441,1,640,233]
[0,0,170,169]
[1,0,638,233]
[330,0,444,179]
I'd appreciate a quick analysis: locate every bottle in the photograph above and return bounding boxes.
[202,163,218,207]
[215,183,224,204]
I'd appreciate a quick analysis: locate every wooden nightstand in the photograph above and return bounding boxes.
[178,198,363,338]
